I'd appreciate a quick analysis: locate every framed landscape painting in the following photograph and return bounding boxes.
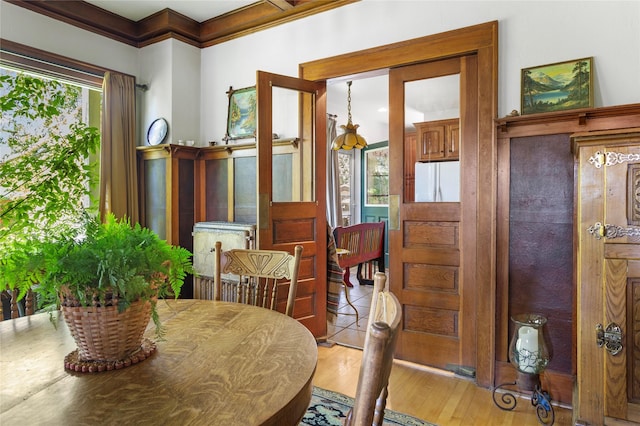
[225,86,256,140]
[521,57,593,115]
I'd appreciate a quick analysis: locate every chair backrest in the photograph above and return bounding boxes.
[346,272,402,426]
[213,241,303,317]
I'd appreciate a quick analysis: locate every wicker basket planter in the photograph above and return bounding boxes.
[61,296,157,372]
[2,213,194,373]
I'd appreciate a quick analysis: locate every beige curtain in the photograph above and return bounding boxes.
[99,71,139,223]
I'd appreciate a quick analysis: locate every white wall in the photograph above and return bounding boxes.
[2,0,639,147]
[137,39,201,145]
[138,40,173,144]
[0,1,138,76]
[170,40,200,144]
[201,0,640,145]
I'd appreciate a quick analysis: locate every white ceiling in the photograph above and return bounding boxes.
[327,72,460,140]
[83,1,459,140]
[84,0,255,23]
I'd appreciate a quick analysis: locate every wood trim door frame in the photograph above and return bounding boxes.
[299,20,498,387]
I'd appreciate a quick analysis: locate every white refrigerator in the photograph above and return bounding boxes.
[414,161,461,202]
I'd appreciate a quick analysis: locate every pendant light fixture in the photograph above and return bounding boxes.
[331,81,368,150]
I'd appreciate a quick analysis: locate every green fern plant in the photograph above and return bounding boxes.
[1,212,194,337]
[0,71,193,336]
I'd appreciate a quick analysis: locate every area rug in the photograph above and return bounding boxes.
[300,386,436,426]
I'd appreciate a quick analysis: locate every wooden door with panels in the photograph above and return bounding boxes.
[256,71,327,336]
[300,21,497,386]
[388,55,479,371]
[574,129,640,425]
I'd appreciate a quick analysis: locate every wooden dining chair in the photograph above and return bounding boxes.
[345,271,402,426]
[1,288,36,321]
[213,241,303,317]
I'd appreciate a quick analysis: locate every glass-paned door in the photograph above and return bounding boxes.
[362,142,389,265]
[338,150,354,226]
[255,70,327,336]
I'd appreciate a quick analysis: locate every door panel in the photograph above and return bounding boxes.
[603,145,640,423]
[389,56,478,370]
[256,71,327,336]
[575,134,640,425]
[362,142,390,267]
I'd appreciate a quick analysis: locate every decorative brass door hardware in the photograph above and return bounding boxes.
[589,150,640,168]
[596,323,622,356]
[587,222,640,239]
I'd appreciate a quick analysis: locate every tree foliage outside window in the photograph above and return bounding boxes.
[0,69,101,252]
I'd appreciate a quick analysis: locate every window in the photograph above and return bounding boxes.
[0,67,102,208]
[364,147,389,206]
[0,43,104,244]
[338,150,354,226]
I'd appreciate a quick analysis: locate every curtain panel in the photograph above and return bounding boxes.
[99,71,139,223]
[326,115,341,228]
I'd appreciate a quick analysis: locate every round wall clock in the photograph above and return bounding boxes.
[147,118,168,145]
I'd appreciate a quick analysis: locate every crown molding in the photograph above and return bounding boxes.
[7,0,358,48]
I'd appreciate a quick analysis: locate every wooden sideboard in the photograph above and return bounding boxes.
[494,103,640,408]
[137,145,197,298]
[573,128,640,425]
[137,145,197,248]
[136,139,300,299]
[137,139,300,233]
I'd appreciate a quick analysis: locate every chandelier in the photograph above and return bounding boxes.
[331,81,367,150]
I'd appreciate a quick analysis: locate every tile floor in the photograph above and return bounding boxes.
[326,267,374,349]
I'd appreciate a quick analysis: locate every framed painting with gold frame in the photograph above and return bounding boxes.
[521,57,593,115]
[224,86,256,141]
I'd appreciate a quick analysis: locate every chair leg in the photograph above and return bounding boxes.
[342,282,359,325]
[343,267,353,288]
[10,289,20,319]
[25,289,35,316]
[372,387,388,426]
[357,262,375,286]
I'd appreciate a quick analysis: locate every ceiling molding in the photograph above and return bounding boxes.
[7,0,358,48]
[0,39,107,87]
[7,1,140,46]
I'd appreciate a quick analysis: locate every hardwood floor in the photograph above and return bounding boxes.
[313,344,574,425]
[321,267,573,424]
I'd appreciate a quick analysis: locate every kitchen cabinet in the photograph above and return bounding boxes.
[404,131,416,202]
[415,118,459,162]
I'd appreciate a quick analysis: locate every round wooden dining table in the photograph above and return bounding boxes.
[0,299,318,425]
